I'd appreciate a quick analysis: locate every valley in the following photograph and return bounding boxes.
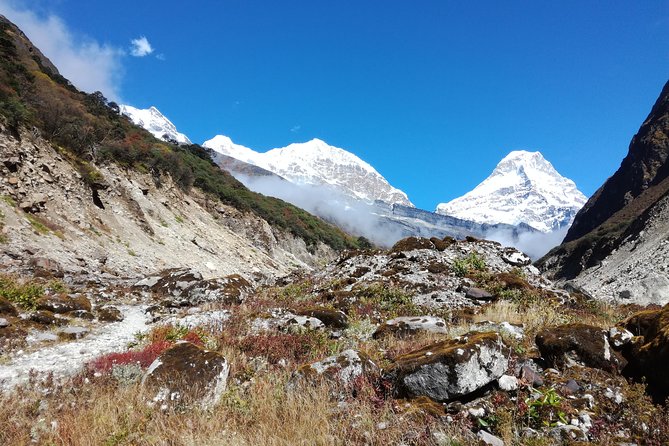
[0,10,668,446]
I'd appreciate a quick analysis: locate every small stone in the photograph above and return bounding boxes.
[0,317,9,328]
[609,327,634,349]
[498,374,519,391]
[465,287,495,301]
[477,429,505,446]
[563,379,581,395]
[519,365,544,387]
[59,326,89,340]
[7,177,18,185]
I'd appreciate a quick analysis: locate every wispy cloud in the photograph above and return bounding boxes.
[0,0,125,100]
[290,125,301,133]
[130,36,153,57]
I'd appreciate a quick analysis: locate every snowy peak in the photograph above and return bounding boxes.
[204,135,413,206]
[436,150,586,233]
[119,105,191,145]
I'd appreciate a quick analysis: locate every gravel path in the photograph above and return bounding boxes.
[0,305,152,390]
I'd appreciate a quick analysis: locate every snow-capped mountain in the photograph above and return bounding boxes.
[119,105,191,145]
[436,151,586,233]
[204,135,413,206]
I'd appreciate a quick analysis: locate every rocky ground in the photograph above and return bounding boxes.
[1,236,668,445]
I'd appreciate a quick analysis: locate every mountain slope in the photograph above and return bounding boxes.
[0,14,359,263]
[563,80,669,243]
[436,151,586,233]
[119,105,191,145]
[539,80,669,303]
[204,135,413,206]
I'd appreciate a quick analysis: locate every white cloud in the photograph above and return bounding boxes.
[130,36,153,57]
[0,0,125,100]
[290,125,301,133]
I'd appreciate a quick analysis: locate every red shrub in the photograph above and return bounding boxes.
[183,331,204,347]
[88,340,172,374]
[237,333,318,365]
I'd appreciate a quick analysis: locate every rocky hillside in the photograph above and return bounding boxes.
[539,80,669,303]
[0,126,332,283]
[0,14,361,276]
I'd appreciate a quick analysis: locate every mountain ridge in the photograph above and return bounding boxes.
[436,150,586,233]
[119,104,191,145]
[204,135,414,207]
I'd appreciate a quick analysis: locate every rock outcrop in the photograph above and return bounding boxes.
[620,304,669,402]
[539,80,669,304]
[535,324,626,373]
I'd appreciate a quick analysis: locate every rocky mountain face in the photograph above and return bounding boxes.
[119,105,191,145]
[204,135,413,207]
[0,126,330,283]
[539,80,669,304]
[436,151,586,233]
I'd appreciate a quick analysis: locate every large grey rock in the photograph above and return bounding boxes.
[386,331,509,402]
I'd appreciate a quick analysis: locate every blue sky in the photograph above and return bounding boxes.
[2,1,668,210]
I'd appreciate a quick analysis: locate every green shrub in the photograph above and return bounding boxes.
[452,252,487,277]
[0,274,44,310]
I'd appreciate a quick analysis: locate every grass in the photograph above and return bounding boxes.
[0,274,44,310]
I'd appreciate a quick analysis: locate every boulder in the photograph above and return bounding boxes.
[477,430,505,446]
[373,316,447,339]
[36,294,91,314]
[143,342,229,409]
[391,237,436,252]
[620,304,669,402]
[465,287,495,301]
[29,257,63,278]
[297,349,379,385]
[134,268,203,296]
[295,307,348,329]
[385,332,509,402]
[135,269,252,306]
[0,297,18,316]
[30,310,68,326]
[184,274,253,305]
[96,305,124,322]
[501,248,531,266]
[535,324,626,373]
